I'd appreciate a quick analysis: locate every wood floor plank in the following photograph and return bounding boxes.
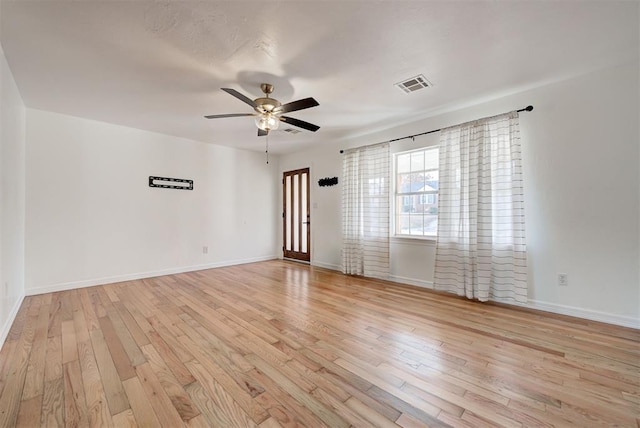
[106,306,146,367]
[247,368,326,428]
[112,409,137,427]
[79,289,101,332]
[134,362,185,427]
[146,316,194,363]
[76,308,113,428]
[20,301,49,400]
[44,336,63,383]
[64,359,89,427]
[98,315,136,380]
[185,360,258,427]
[90,328,130,415]
[0,339,17,399]
[15,394,42,427]
[119,297,155,336]
[122,376,162,428]
[88,288,108,319]
[140,343,200,422]
[47,294,64,339]
[179,335,269,424]
[113,301,151,348]
[300,348,402,422]
[344,395,404,428]
[185,414,211,428]
[61,319,79,364]
[144,329,194,386]
[0,260,637,426]
[310,386,387,428]
[246,353,349,428]
[185,380,242,427]
[40,377,64,427]
[257,416,285,428]
[177,310,254,373]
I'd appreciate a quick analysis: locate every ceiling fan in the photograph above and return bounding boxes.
[204,83,320,136]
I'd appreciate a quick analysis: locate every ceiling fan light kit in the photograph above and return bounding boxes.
[255,113,280,131]
[205,83,320,136]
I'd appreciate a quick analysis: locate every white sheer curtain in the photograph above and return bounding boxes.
[342,143,390,279]
[434,112,527,303]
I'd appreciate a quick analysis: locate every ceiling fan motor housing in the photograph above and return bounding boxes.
[254,97,282,114]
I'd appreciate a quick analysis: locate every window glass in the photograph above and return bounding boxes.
[394,146,439,238]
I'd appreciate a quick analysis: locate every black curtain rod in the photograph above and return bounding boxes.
[339,105,534,153]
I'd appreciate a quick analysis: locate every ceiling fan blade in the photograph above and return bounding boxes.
[280,116,320,132]
[204,113,254,119]
[277,97,319,114]
[258,129,268,137]
[221,88,257,108]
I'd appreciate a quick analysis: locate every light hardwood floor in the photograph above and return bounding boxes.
[0,260,638,427]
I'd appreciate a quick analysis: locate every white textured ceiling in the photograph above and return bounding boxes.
[1,1,638,154]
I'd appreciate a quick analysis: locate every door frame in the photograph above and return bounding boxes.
[282,168,311,262]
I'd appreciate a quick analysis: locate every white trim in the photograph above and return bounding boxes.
[389,275,434,290]
[312,260,341,271]
[391,236,437,246]
[384,275,638,329]
[512,299,640,329]
[0,293,26,346]
[26,255,277,296]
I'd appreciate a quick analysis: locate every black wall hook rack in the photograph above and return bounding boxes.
[318,177,339,187]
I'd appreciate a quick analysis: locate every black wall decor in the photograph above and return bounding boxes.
[318,177,339,187]
[149,176,193,190]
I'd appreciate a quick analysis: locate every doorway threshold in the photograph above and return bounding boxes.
[283,258,310,265]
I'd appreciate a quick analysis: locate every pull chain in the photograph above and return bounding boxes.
[265,134,269,164]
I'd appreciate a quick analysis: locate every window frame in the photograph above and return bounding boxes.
[393,146,439,240]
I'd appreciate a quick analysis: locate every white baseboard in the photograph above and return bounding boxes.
[386,275,638,329]
[312,260,341,271]
[0,293,25,346]
[389,274,434,290]
[26,255,277,296]
[514,299,639,329]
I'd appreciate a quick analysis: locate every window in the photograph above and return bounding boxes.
[394,146,439,237]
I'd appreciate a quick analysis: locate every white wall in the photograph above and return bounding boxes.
[25,109,279,293]
[277,143,343,271]
[280,61,640,327]
[0,44,26,342]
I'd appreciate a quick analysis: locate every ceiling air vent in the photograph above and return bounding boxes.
[282,128,301,134]
[395,74,432,94]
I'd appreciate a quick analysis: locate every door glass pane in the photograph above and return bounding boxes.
[301,173,307,253]
[293,174,299,252]
[285,175,291,251]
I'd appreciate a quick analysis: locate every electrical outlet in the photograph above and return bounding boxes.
[558,273,568,286]
[202,246,208,254]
